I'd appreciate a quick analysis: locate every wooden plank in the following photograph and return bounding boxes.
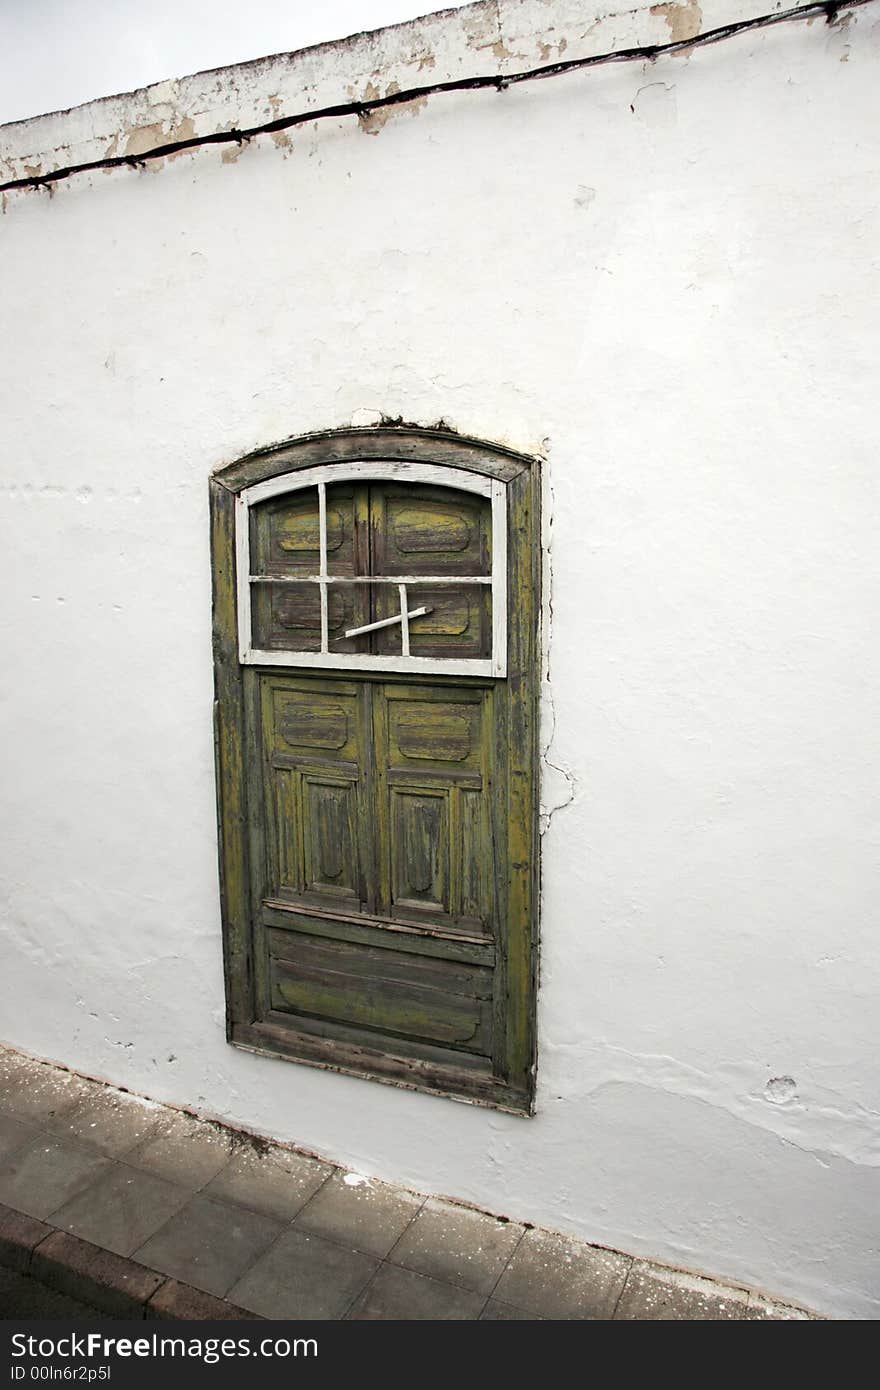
[261,902,495,965]
[385,766,482,791]
[267,928,492,995]
[232,1021,531,1115]
[215,428,532,495]
[210,481,254,1028]
[244,669,272,1020]
[501,465,540,1110]
[270,957,491,1052]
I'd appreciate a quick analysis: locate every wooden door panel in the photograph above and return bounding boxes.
[255,583,364,655]
[301,775,360,903]
[267,931,492,1054]
[261,678,367,911]
[250,483,370,653]
[377,684,494,936]
[390,787,450,916]
[250,483,363,576]
[370,484,492,659]
[372,486,490,577]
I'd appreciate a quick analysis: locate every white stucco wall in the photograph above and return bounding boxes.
[1,0,878,1319]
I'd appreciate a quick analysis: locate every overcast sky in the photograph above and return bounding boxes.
[0,0,467,126]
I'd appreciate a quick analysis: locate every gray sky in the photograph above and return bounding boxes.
[0,1,467,126]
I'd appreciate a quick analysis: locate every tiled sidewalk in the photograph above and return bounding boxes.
[0,1046,814,1320]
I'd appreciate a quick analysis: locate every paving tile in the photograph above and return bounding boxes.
[615,1261,748,1320]
[228,1228,377,1320]
[494,1228,631,1320]
[32,1231,164,1317]
[51,1163,190,1257]
[387,1198,523,1295]
[0,1134,111,1221]
[146,1279,265,1321]
[134,1193,284,1298]
[348,1264,485,1320]
[125,1111,234,1189]
[47,1087,166,1158]
[0,1051,97,1126]
[203,1143,333,1223]
[481,1298,542,1320]
[295,1171,422,1258]
[0,1113,38,1162]
[745,1293,814,1320]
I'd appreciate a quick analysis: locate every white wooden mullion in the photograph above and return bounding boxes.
[399,583,410,657]
[242,460,493,508]
[317,482,328,655]
[243,649,494,676]
[249,574,492,586]
[235,494,252,662]
[491,479,507,678]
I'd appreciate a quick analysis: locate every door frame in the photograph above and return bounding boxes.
[210,427,541,1114]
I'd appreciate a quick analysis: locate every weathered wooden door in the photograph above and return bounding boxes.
[212,432,539,1113]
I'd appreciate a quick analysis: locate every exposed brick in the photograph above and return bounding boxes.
[0,1201,53,1273]
[31,1230,164,1317]
[146,1279,265,1321]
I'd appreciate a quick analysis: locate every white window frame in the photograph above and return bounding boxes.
[236,460,507,678]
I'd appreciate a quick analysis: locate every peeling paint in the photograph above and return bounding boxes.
[461,1,503,54]
[165,117,196,160]
[354,81,428,136]
[650,0,703,42]
[123,114,195,159]
[124,121,166,158]
[537,38,568,61]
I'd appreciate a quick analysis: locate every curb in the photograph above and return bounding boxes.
[0,1202,263,1321]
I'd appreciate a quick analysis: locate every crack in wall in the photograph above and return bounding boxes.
[539,455,577,836]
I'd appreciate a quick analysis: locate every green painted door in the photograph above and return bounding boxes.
[212,431,539,1113]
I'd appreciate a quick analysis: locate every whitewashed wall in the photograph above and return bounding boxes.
[1,0,878,1319]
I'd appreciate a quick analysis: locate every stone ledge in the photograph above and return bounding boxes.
[0,1201,263,1321]
[146,1279,264,1321]
[0,1203,53,1274]
[31,1231,165,1319]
